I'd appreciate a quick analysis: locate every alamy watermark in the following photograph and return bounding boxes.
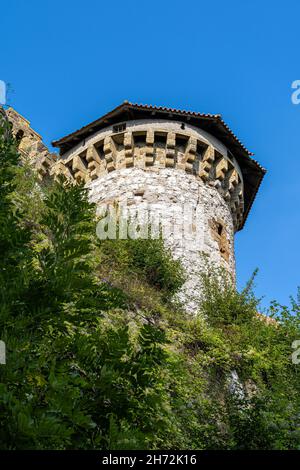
[0,340,6,365]
[0,80,6,105]
[95,200,204,248]
[291,80,300,104]
[292,340,300,364]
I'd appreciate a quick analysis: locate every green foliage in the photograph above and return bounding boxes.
[199,266,259,325]
[32,176,97,306]
[98,235,185,300]
[0,116,299,450]
[0,117,32,307]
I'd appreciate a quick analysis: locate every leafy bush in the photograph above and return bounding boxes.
[98,236,185,300]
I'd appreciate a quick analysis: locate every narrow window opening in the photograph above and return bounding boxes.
[209,219,230,262]
[113,123,126,133]
[176,134,189,150]
[65,159,76,177]
[217,223,223,236]
[15,129,24,147]
[154,132,167,145]
[95,141,105,159]
[133,132,147,145]
[197,141,207,158]
[112,133,125,150]
[79,150,88,168]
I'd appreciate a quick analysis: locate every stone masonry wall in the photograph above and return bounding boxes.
[7,108,55,178]
[88,167,235,313]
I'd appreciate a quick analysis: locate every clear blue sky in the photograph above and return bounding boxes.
[1,0,300,310]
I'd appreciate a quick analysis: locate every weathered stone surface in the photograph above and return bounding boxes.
[7,107,56,179]
[89,167,235,313]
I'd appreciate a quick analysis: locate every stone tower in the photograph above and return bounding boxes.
[50,102,266,312]
[8,103,266,312]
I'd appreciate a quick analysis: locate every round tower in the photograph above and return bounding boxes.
[52,102,266,312]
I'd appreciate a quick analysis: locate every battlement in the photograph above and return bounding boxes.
[6,107,55,179]
[51,120,246,231]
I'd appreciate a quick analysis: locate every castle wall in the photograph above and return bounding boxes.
[7,108,55,178]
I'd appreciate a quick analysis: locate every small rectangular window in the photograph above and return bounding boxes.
[176,134,189,150]
[154,132,167,145]
[133,132,147,145]
[95,141,105,159]
[113,123,126,133]
[197,141,207,156]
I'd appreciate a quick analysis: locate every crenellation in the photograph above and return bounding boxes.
[145,128,155,166]
[215,156,228,182]
[198,145,215,181]
[184,136,197,173]
[104,135,116,172]
[166,131,176,167]
[124,131,134,168]
[49,124,247,232]
[72,154,89,183]
[6,107,56,179]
